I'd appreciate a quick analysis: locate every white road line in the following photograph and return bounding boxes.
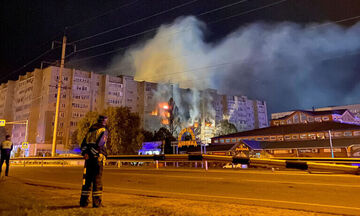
[106,171,360,188]
[17,177,360,213]
[103,186,360,212]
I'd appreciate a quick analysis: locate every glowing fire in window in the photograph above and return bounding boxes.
[162,119,169,125]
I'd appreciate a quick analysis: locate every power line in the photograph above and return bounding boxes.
[69,8,360,68]
[72,0,198,43]
[1,48,56,82]
[209,0,288,25]
[67,1,139,30]
[69,0,250,56]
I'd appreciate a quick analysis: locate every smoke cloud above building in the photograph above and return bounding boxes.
[110,16,360,114]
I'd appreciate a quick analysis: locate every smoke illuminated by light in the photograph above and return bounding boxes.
[110,16,360,114]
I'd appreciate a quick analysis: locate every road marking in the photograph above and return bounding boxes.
[242,179,360,188]
[103,186,360,212]
[17,177,360,213]
[107,172,360,188]
[106,172,225,180]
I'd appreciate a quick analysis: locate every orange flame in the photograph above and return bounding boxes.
[162,119,169,125]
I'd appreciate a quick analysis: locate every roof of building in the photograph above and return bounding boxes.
[212,121,360,139]
[242,138,360,150]
[273,109,348,120]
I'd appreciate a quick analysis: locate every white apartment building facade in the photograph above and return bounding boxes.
[0,66,268,155]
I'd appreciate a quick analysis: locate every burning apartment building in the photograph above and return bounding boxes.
[136,81,268,144]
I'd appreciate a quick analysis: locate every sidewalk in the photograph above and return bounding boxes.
[0,176,335,216]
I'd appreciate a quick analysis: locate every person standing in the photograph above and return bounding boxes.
[80,116,108,208]
[0,135,13,177]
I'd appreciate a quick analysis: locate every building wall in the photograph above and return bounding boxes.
[0,66,269,154]
[223,95,268,132]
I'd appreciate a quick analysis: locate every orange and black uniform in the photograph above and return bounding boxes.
[80,123,108,207]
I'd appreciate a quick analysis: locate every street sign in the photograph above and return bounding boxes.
[0,119,5,126]
[22,142,29,149]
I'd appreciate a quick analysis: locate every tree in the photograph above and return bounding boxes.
[104,107,143,154]
[141,129,154,142]
[76,107,144,155]
[153,127,176,154]
[215,120,238,137]
[76,111,99,145]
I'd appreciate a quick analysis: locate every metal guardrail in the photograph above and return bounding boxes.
[273,157,360,164]
[10,155,360,175]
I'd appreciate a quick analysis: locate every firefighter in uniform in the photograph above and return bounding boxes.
[0,135,13,177]
[80,116,108,207]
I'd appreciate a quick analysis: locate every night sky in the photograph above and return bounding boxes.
[1,0,360,113]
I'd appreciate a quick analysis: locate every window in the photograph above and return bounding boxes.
[226,139,230,143]
[292,134,299,139]
[293,114,299,123]
[256,137,263,141]
[322,116,330,121]
[277,136,284,141]
[344,131,352,137]
[316,133,325,139]
[308,134,316,140]
[220,139,224,143]
[284,135,291,140]
[231,138,236,142]
[270,136,276,141]
[334,132,343,137]
[300,134,307,139]
[353,131,360,136]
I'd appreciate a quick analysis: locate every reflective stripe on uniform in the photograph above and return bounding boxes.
[81,191,91,195]
[96,128,106,139]
[92,192,103,197]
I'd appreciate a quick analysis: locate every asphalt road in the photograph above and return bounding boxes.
[8,165,360,215]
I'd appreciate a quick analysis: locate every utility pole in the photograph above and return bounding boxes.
[51,35,67,157]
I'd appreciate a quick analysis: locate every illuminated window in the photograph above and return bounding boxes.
[226,139,230,143]
[322,116,330,121]
[220,139,224,143]
[308,134,316,140]
[300,134,307,139]
[344,131,352,137]
[256,137,263,141]
[277,136,284,141]
[270,136,276,141]
[292,134,299,139]
[284,135,291,140]
[353,131,360,136]
[231,138,236,142]
[316,133,325,139]
[334,132,343,137]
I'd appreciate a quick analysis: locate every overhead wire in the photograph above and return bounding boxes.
[66,1,139,30]
[67,0,250,62]
[1,48,58,82]
[72,0,199,43]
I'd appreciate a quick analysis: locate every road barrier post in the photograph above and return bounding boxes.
[156,160,159,169]
[205,160,208,171]
[117,160,121,168]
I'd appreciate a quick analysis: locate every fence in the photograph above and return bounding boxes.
[10,155,360,175]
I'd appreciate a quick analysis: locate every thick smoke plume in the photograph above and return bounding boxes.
[110,16,360,115]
